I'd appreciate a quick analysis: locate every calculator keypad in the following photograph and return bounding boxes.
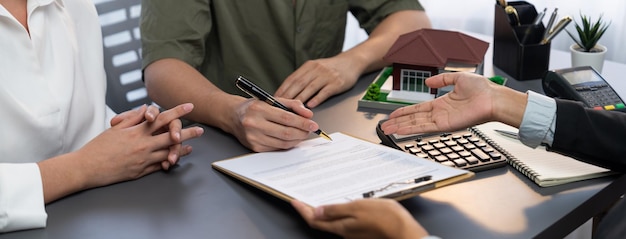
[576,83,626,111]
[398,130,507,172]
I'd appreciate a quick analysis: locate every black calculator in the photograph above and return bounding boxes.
[376,121,508,172]
[543,66,626,112]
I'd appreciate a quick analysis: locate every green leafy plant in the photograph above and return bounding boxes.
[566,13,610,52]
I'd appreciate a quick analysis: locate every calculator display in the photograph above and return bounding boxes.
[561,69,603,86]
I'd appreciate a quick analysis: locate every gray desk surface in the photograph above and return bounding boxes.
[3,36,626,239]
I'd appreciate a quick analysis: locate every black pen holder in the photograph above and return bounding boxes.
[493,1,550,81]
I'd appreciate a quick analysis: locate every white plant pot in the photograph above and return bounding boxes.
[570,44,607,73]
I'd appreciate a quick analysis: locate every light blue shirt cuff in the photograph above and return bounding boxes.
[421,236,443,239]
[518,91,557,148]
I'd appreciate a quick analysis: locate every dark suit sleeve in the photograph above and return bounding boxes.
[549,99,626,172]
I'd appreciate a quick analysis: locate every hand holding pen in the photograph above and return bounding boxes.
[236,76,332,142]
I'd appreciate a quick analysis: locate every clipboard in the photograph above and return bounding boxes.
[212,132,474,207]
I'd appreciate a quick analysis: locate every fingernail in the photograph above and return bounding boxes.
[309,124,317,132]
[183,103,194,112]
[196,127,204,135]
[169,153,178,164]
[136,104,146,112]
[175,132,181,141]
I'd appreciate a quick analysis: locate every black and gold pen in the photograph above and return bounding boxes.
[235,76,332,141]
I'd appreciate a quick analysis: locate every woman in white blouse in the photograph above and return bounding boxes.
[0,0,204,233]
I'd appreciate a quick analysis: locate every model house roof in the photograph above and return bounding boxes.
[383,29,489,68]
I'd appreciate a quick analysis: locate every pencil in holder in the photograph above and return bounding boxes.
[493,1,550,81]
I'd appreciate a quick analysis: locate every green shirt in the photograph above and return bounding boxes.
[141,0,424,96]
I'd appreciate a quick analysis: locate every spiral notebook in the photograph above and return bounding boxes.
[471,122,614,187]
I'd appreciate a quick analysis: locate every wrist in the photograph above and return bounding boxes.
[397,217,430,239]
[338,46,377,76]
[66,150,94,190]
[492,85,528,128]
[212,93,248,135]
[214,93,251,135]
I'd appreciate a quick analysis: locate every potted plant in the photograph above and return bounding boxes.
[566,13,610,72]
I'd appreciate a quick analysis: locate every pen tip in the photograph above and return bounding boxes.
[313,129,332,141]
[320,131,333,141]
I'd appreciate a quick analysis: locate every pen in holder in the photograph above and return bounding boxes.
[493,1,550,81]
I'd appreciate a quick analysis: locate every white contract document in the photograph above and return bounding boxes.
[212,132,473,207]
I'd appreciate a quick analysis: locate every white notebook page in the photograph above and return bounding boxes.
[474,122,612,187]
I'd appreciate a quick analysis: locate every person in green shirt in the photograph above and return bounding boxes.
[140,1,432,152]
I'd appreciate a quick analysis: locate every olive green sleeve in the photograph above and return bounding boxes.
[140,0,212,70]
[348,0,425,34]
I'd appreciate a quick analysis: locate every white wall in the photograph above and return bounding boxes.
[344,0,626,64]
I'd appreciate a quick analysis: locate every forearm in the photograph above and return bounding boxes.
[144,58,245,134]
[37,153,89,203]
[551,100,626,171]
[341,10,431,74]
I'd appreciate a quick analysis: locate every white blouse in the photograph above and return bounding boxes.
[0,0,111,232]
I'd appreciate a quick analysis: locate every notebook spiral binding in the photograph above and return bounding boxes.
[468,126,540,180]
